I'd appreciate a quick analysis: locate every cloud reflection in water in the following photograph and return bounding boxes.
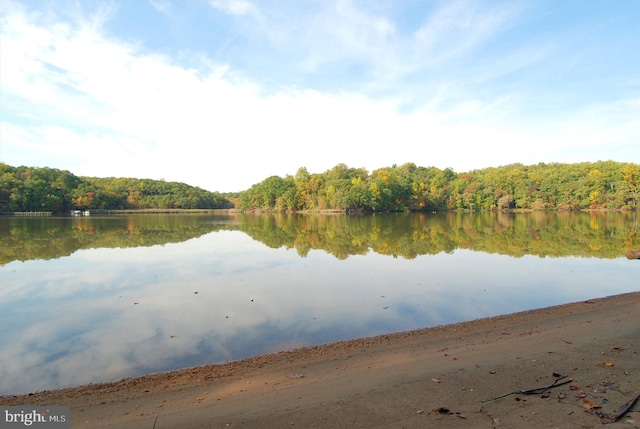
[0,230,637,395]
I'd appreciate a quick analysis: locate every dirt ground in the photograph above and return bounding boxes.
[2,292,640,428]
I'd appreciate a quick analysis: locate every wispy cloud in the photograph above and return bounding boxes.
[149,0,171,16]
[0,1,638,191]
[210,0,258,16]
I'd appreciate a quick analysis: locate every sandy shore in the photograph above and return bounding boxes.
[2,292,640,428]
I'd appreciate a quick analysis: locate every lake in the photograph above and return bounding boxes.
[0,211,638,395]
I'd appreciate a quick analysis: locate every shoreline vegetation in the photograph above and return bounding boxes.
[239,161,640,213]
[0,206,638,217]
[0,208,239,216]
[0,163,234,213]
[2,292,639,428]
[2,161,639,214]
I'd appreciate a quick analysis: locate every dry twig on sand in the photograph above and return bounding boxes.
[480,374,572,406]
[594,391,640,424]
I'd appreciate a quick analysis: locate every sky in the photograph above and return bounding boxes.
[1,0,639,192]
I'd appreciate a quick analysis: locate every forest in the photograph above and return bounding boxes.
[239,161,640,212]
[0,163,233,212]
[2,161,640,213]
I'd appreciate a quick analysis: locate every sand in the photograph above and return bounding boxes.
[2,292,639,428]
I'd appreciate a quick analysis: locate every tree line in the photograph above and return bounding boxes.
[0,164,233,212]
[239,161,640,212]
[3,161,639,213]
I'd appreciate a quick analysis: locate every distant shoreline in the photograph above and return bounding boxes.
[0,208,239,216]
[1,207,638,217]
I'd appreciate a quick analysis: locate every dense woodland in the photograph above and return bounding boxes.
[239,161,640,212]
[2,161,639,213]
[0,164,232,212]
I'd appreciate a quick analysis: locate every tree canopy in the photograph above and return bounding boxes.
[0,163,232,212]
[3,161,639,213]
[238,161,640,212]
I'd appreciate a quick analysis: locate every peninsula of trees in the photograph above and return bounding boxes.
[239,161,640,212]
[0,164,232,212]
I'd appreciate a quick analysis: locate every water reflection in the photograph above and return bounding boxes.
[0,212,638,395]
[0,214,229,266]
[1,211,639,265]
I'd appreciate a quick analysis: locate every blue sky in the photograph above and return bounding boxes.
[1,0,638,192]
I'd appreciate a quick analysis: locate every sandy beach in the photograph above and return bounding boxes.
[2,292,639,428]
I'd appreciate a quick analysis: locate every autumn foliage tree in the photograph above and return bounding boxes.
[0,163,233,212]
[238,161,640,212]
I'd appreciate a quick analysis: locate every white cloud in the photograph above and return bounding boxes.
[414,1,521,66]
[149,0,171,16]
[210,0,258,16]
[0,1,638,192]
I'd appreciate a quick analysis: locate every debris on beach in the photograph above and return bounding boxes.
[583,400,600,411]
[430,407,465,418]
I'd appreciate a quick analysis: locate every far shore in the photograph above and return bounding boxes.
[2,292,640,428]
[2,207,638,216]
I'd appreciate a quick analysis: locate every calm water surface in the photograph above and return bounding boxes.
[0,212,638,395]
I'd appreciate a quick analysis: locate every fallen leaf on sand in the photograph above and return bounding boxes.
[583,400,601,410]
